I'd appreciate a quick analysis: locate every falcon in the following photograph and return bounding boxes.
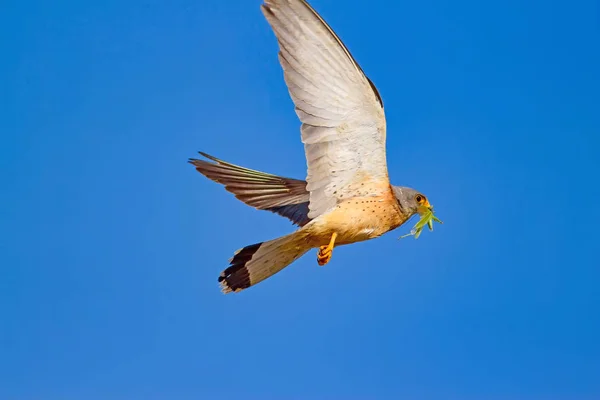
[190,0,441,293]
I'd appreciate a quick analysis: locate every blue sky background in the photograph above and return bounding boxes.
[2,0,599,398]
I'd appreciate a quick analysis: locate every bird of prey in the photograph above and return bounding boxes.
[190,0,440,294]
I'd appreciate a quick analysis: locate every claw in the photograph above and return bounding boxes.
[317,246,332,266]
[317,232,337,266]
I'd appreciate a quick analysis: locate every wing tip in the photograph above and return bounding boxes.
[261,4,273,14]
[197,151,219,161]
[188,151,225,169]
[188,157,208,168]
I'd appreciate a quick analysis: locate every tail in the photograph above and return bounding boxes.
[219,231,310,294]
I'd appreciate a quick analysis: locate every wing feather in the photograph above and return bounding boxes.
[189,152,311,226]
[261,0,391,219]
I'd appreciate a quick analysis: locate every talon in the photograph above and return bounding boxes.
[317,246,332,266]
[316,232,337,266]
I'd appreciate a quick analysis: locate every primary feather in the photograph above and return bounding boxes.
[261,0,391,220]
[189,152,311,226]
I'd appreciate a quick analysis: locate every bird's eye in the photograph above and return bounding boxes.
[415,194,425,204]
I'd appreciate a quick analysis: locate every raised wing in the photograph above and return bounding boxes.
[261,0,391,220]
[189,152,311,226]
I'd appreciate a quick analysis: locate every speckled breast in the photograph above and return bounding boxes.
[304,194,408,246]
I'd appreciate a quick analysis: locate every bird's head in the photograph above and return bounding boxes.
[392,186,443,239]
[392,186,432,216]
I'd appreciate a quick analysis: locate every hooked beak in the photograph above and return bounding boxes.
[417,199,433,215]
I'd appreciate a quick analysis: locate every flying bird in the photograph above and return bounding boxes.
[190,0,440,294]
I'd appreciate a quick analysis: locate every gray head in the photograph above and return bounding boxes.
[392,186,433,217]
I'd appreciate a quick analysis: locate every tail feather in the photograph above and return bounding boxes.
[219,232,310,293]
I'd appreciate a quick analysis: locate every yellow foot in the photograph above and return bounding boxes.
[317,246,332,266]
[317,232,337,266]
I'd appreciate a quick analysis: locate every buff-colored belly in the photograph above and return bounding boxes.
[302,196,407,247]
